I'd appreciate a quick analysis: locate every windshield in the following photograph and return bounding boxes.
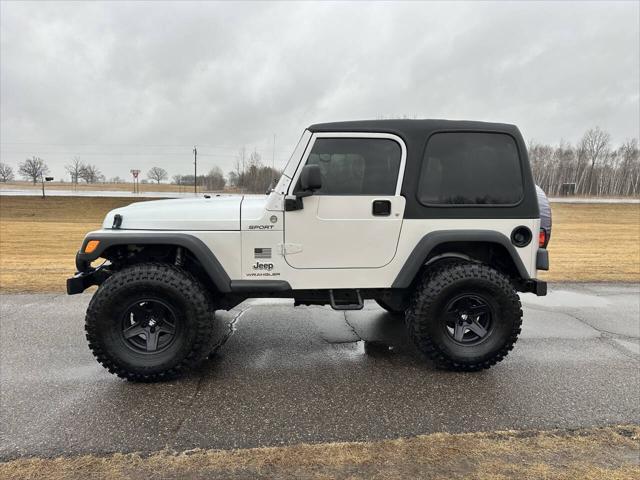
[273,130,312,193]
[282,130,312,178]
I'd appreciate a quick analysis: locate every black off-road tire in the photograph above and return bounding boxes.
[85,263,216,382]
[375,299,405,317]
[406,262,522,371]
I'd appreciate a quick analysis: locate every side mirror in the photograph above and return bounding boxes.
[300,165,322,192]
[285,165,322,212]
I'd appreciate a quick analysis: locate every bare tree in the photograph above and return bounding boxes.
[0,162,14,182]
[147,166,168,184]
[248,149,262,170]
[18,156,49,184]
[79,164,102,183]
[530,128,638,197]
[172,174,184,185]
[616,139,640,196]
[227,171,239,187]
[230,147,246,189]
[231,150,280,193]
[177,174,195,185]
[579,127,611,195]
[203,166,226,191]
[65,157,84,185]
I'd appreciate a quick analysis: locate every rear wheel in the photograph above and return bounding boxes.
[85,263,216,382]
[406,262,522,371]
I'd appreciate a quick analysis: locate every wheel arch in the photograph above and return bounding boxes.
[392,230,530,289]
[76,233,232,293]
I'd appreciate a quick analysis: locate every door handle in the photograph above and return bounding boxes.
[372,200,391,216]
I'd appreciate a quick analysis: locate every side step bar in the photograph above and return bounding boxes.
[329,289,364,311]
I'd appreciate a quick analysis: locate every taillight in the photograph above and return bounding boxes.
[539,229,546,248]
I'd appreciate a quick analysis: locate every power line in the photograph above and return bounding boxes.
[0,142,292,153]
[0,150,261,157]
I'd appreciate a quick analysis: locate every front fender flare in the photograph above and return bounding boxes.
[75,232,232,292]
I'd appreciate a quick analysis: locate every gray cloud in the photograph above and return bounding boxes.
[1,1,638,181]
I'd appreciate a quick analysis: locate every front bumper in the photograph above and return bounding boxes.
[66,264,110,295]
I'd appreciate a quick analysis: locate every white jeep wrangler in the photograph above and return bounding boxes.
[67,119,550,382]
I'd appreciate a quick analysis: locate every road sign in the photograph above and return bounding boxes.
[130,169,140,179]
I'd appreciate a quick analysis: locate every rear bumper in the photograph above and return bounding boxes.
[520,279,547,296]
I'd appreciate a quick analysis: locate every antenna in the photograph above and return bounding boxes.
[271,134,276,186]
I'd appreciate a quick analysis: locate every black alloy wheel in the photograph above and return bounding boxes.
[120,299,179,353]
[443,294,493,345]
[405,262,523,371]
[85,263,217,382]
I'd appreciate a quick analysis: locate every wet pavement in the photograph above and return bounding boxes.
[1,283,638,460]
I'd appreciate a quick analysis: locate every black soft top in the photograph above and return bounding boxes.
[309,119,521,138]
[307,119,538,220]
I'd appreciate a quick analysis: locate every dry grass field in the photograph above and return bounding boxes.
[2,425,638,480]
[539,202,640,282]
[0,180,185,192]
[0,180,235,193]
[0,196,638,293]
[0,196,156,292]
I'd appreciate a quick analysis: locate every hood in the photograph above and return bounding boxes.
[102,195,244,231]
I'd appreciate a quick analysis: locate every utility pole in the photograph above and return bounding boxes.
[193,146,197,195]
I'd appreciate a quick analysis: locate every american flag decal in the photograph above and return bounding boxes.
[254,248,272,259]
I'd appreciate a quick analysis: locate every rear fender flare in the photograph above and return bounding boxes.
[392,230,530,288]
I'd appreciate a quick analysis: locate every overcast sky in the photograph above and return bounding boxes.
[1,1,639,181]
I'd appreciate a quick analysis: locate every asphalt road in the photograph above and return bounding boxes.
[1,283,639,460]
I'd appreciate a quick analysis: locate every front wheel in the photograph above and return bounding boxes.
[406,262,522,371]
[85,263,216,382]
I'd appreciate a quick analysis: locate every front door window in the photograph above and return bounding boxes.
[301,138,401,195]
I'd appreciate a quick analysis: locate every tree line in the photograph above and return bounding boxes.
[0,156,109,185]
[0,148,279,193]
[226,148,280,193]
[2,127,637,196]
[529,127,639,196]
[172,166,226,190]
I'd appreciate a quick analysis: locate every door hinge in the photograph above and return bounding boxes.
[278,243,303,255]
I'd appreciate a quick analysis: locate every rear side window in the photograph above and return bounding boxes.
[418,132,523,205]
[303,138,401,195]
